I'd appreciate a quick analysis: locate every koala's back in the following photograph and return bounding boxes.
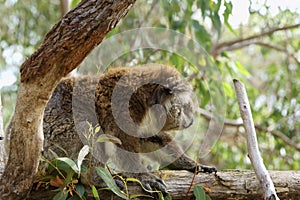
[43,76,99,159]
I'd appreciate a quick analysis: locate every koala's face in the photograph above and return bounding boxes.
[163,93,195,131]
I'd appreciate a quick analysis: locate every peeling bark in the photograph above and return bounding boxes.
[0,1,136,199]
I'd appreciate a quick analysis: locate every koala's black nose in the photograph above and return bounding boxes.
[184,117,194,128]
[188,118,194,127]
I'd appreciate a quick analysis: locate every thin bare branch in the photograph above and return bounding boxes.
[233,79,279,200]
[215,23,300,51]
[256,125,300,151]
[197,107,243,126]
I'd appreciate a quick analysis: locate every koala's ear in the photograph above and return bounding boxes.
[151,85,173,105]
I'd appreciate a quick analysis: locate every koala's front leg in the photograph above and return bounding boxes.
[142,132,217,174]
[111,140,167,192]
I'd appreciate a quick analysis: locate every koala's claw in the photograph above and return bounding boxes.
[142,178,167,193]
[198,165,218,174]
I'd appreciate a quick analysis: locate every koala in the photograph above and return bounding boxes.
[43,64,216,192]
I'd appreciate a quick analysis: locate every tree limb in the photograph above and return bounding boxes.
[0,95,6,174]
[28,170,300,200]
[214,23,300,52]
[233,79,279,200]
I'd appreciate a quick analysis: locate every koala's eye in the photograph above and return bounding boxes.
[172,106,181,117]
[176,109,181,116]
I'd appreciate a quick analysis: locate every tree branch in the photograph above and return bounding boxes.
[212,23,300,56]
[0,95,6,175]
[256,125,300,151]
[198,107,300,151]
[20,0,136,83]
[215,23,300,50]
[233,79,279,200]
[29,170,300,199]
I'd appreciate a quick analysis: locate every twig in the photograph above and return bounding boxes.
[197,107,243,126]
[233,79,279,200]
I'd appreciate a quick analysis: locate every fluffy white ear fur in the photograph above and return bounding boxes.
[137,104,167,138]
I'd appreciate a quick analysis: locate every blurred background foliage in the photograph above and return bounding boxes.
[0,0,299,170]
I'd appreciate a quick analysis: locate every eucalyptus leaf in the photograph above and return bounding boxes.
[56,157,79,174]
[95,167,127,199]
[77,145,89,177]
[193,185,206,200]
[96,134,122,145]
[92,185,100,200]
[53,190,68,200]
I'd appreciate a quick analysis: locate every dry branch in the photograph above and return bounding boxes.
[233,79,279,200]
[29,170,300,200]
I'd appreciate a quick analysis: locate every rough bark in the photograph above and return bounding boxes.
[29,170,300,200]
[0,96,6,174]
[0,0,136,199]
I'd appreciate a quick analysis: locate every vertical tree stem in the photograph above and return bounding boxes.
[233,79,279,200]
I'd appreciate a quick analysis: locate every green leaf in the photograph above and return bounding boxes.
[56,157,79,174]
[75,184,85,197]
[91,185,100,200]
[130,194,154,199]
[198,0,209,19]
[96,134,122,145]
[223,1,236,34]
[164,194,172,200]
[235,61,251,76]
[212,12,221,38]
[70,0,81,9]
[192,20,211,49]
[53,190,69,200]
[67,195,83,200]
[193,185,206,200]
[77,145,89,177]
[222,82,234,98]
[95,126,101,133]
[95,167,127,199]
[158,191,164,200]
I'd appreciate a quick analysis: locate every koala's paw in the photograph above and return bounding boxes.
[198,165,218,174]
[137,173,167,193]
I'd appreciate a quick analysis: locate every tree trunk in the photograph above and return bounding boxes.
[28,170,300,200]
[0,1,136,199]
[0,95,6,174]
